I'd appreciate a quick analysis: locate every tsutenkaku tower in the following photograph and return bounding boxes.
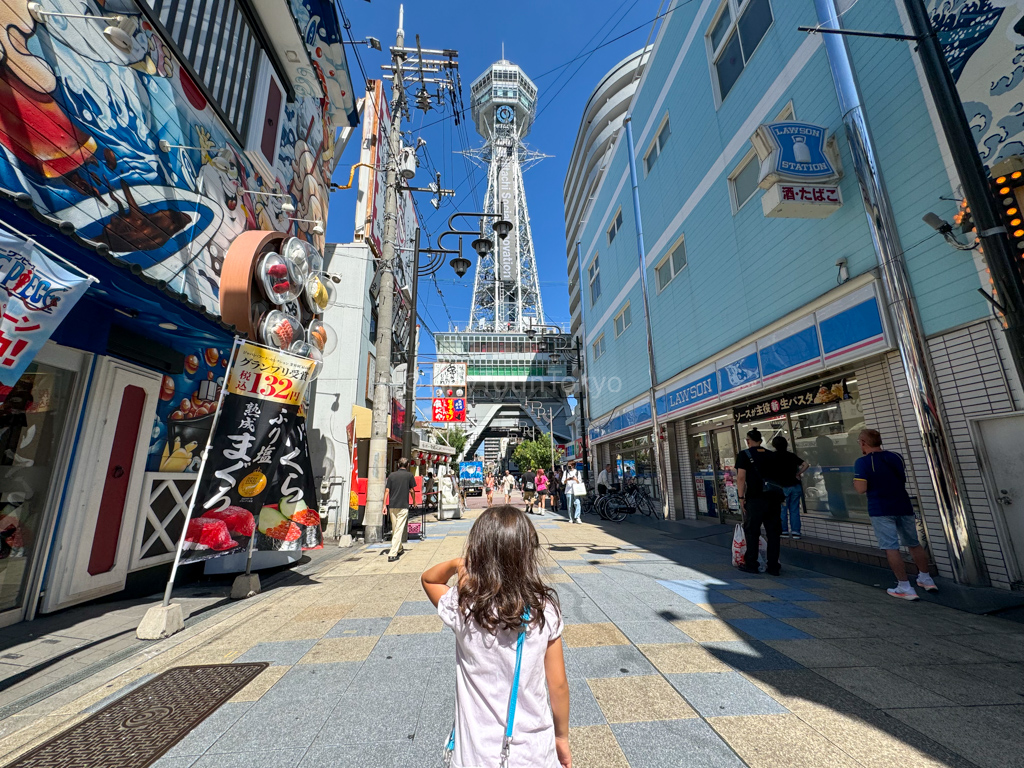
[467,60,545,331]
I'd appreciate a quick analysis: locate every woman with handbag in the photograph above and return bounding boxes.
[564,467,585,524]
[421,506,571,768]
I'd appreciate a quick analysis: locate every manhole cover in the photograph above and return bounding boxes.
[8,663,267,768]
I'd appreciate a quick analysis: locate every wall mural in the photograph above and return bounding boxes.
[932,0,1024,165]
[0,0,353,313]
[147,343,229,473]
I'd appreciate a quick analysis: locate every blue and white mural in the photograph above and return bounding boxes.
[932,0,1024,165]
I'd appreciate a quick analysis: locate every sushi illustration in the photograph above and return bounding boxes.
[183,517,237,552]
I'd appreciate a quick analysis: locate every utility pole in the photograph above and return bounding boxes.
[363,7,406,543]
[363,6,459,542]
[902,0,1024,388]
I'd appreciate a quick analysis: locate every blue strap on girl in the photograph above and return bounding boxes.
[444,609,531,768]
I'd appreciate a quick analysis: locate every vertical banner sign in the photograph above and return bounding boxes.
[178,343,315,564]
[497,163,518,282]
[260,415,323,552]
[0,233,93,386]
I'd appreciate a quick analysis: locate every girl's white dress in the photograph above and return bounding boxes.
[438,588,564,768]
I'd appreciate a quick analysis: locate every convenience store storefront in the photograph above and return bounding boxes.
[658,280,893,545]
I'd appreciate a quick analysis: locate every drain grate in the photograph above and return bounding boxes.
[7,663,266,768]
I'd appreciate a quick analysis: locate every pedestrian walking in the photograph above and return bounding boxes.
[420,506,571,768]
[536,468,549,512]
[854,428,938,600]
[564,467,583,524]
[521,467,538,514]
[596,463,614,495]
[771,435,809,539]
[502,470,515,504]
[384,457,416,563]
[485,472,495,506]
[735,429,784,575]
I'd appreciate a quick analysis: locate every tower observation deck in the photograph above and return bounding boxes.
[436,60,571,462]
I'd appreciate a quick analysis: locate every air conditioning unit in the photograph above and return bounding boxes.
[245,50,285,180]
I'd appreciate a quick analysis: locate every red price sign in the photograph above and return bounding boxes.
[432,397,466,422]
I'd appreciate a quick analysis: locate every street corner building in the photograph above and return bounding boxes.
[0,0,359,627]
[564,0,1024,590]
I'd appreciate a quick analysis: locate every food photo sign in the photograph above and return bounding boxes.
[171,230,337,566]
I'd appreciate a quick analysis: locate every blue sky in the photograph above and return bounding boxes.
[326,0,665,416]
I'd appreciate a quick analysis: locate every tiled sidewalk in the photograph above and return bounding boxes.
[1,502,1023,768]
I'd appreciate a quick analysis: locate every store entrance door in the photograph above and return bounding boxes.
[712,428,741,519]
[41,358,160,613]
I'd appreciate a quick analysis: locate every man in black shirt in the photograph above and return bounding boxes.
[735,429,784,575]
[385,457,416,562]
[771,435,809,539]
[521,468,538,514]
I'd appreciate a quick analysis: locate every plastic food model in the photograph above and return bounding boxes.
[305,273,330,312]
[259,310,302,349]
[257,250,304,304]
[307,319,329,352]
[283,236,322,276]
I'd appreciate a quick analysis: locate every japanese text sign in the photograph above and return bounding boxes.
[432,397,466,422]
[733,378,850,423]
[227,342,317,406]
[0,232,93,386]
[432,362,467,388]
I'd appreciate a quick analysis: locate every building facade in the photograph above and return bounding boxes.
[0,0,357,626]
[566,0,1024,589]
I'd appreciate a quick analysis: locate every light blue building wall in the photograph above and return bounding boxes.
[578,0,988,422]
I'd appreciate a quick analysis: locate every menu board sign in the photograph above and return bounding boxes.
[733,378,850,423]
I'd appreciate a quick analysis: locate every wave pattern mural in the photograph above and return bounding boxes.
[932,0,1024,165]
[0,0,353,313]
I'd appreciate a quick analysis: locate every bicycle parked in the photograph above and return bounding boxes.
[591,481,663,522]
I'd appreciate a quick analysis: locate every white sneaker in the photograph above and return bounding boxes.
[916,573,938,593]
[887,584,920,601]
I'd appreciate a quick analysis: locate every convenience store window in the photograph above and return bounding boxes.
[735,377,868,521]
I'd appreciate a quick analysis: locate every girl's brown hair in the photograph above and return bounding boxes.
[459,505,558,633]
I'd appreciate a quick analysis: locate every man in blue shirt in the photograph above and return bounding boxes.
[853,429,937,600]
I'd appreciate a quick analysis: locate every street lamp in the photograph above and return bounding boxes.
[401,208,508,459]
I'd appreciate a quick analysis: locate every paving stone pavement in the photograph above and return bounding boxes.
[1,497,1023,768]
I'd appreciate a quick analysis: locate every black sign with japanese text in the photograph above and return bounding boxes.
[733,378,850,424]
[177,343,317,565]
[256,415,323,552]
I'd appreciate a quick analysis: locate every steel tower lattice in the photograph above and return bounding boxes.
[464,60,547,332]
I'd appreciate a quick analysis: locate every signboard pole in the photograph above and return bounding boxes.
[161,337,242,607]
[402,227,421,460]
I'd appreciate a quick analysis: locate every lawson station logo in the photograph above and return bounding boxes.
[751,121,841,186]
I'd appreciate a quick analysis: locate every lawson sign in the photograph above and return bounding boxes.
[588,283,892,443]
[751,122,840,186]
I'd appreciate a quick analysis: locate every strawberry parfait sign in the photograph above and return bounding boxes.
[177,341,318,565]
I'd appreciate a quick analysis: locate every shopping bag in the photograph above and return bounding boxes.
[758,535,768,573]
[731,524,745,567]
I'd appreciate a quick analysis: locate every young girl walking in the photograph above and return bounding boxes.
[421,505,571,768]
[485,472,496,506]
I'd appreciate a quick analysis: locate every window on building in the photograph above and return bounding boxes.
[607,208,624,244]
[588,254,601,304]
[593,334,606,360]
[707,0,774,103]
[655,237,687,291]
[139,0,282,141]
[614,303,632,337]
[644,117,671,175]
[730,151,762,211]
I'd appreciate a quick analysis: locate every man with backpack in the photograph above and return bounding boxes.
[854,428,938,600]
[735,429,785,575]
[521,467,538,514]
